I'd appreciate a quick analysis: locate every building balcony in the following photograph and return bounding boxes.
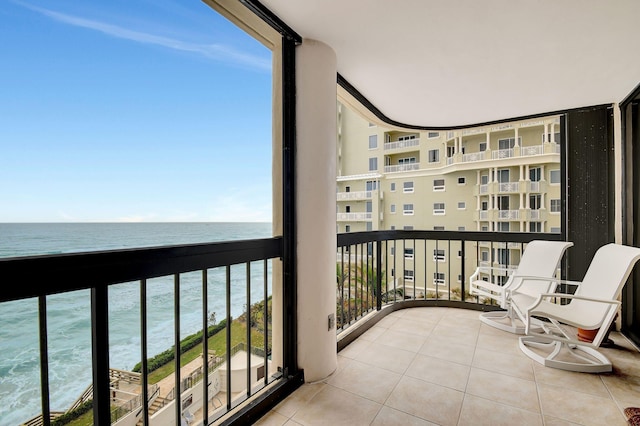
[336,190,373,201]
[383,139,420,151]
[475,181,549,196]
[337,212,373,221]
[384,163,420,173]
[262,306,639,425]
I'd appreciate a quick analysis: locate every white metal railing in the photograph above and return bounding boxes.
[446,157,454,165]
[497,209,519,220]
[337,212,372,221]
[462,152,485,162]
[521,145,543,156]
[383,139,420,150]
[336,191,372,201]
[479,210,489,220]
[492,148,514,159]
[555,144,561,153]
[479,184,489,194]
[498,182,520,193]
[384,163,420,173]
[529,181,541,192]
[530,210,541,220]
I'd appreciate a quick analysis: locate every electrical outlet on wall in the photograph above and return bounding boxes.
[328,313,335,330]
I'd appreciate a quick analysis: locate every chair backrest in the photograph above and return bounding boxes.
[573,243,640,326]
[512,240,573,297]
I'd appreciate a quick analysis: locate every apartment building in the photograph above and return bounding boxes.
[336,102,562,297]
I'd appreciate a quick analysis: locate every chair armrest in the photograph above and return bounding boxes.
[507,275,581,293]
[528,293,621,314]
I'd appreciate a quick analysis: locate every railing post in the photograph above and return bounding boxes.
[91,286,111,425]
[376,240,382,311]
[460,242,466,302]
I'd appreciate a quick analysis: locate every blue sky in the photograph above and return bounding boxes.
[0,0,273,222]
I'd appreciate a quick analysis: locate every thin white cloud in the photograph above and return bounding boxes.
[17,2,271,71]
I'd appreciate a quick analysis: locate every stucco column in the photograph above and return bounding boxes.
[295,39,338,382]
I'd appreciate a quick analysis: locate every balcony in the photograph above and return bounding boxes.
[262,306,639,425]
[384,163,420,173]
[337,212,373,222]
[383,139,420,151]
[336,190,373,201]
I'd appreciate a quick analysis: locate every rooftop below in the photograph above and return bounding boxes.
[258,307,640,425]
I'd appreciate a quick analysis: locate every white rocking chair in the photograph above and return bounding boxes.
[518,243,640,373]
[469,240,573,334]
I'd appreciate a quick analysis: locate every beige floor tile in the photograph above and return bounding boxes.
[358,325,387,341]
[442,313,482,331]
[472,347,534,381]
[479,320,517,337]
[371,406,438,425]
[291,385,381,426]
[255,411,290,426]
[419,335,476,366]
[354,340,417,374]
[476,330,521,357]
[385,375,464,426]
[466,367,540,412]
[542,416,585,425]
[327,358,402,403]
[457,394,543,426]
[376,314,400,328]
[532,362,609,398]
[391,317,437,337]
[273,383,326,418]
[401,307,447,322]
[405,354,471,392]
[339,338,373,360]
[431,323,480,345]
[283,421,303,425]
[375,328,427,352]
[538,383,627,426]
[601,370,640,406]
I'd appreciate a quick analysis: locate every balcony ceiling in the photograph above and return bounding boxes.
[259,0,640,128]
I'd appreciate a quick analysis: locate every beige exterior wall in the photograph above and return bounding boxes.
[337,102,563,295]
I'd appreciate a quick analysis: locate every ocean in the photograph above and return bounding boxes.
[0,222,273,426]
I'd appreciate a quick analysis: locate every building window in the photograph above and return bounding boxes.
[403,204,414,215]
[428,149,439,163]
[498,137,520,149]
[368,122,376,127]
[404,248,414,259]
[529,222,542,232]
[433,226,445,230]
[550,169,560,183]
[481,201,488,210]
[550,226,561,233]
[433,249,445,262]
[433,179,445,191]
[457,250,463,258]
[497,222,510,232]
[403,181,414,193]
[390,247,395,256]
[390,182,396,192]
[369,134,378,149]
[369,157,378,171]
[481,226,489,231]
[481,174,489,185]
[366,222,373,231]
[479,142,487,151]
[457,202,466,210]
[458,177,466,185]
[427,131,440,138]
[404,270,414,282]
[433,203,445,215]
[550,199,561,212]
[345,205,351,213]
[433,272,445,285]
[366,180,377,191]
[398,134,417,141]
[390,204,396,213]
[457,274,462,283]
[404,225,414,230]
[398,157,417,164]
[530,195,541,210]
[345,225,350,233]
[481,250,489,262]
[530,167,541,182]
[345,186,350,192]
[458,226,465,231]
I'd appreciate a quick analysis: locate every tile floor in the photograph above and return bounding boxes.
[257,307,640,426]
